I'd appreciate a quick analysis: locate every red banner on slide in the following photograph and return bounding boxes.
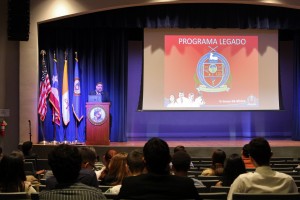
[164,35,258,108]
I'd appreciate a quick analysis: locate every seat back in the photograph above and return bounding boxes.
[232,193,300,200]
[0,192,29,200]
[198,192,227,200]
[210,186,230,193]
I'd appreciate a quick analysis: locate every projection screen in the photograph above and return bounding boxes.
[142,28,279,111]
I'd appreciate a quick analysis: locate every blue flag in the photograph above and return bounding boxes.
[72,57,83,122]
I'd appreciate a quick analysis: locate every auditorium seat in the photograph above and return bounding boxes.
[232,193,300,200]
[210,186,230,193]
[24,162,35,176]
[197,176,221,180]
[36,159,51,171]
[99,185,112,193]
[198,192,227,200]
[0,192,28,200]
[195,186,207,193]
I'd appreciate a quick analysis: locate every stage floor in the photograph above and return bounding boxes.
[109,138,300,147]
[32,138,300,159]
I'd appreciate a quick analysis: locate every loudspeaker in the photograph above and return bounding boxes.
[7,0,30,41]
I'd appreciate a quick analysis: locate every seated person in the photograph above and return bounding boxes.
[46,147,99,189]
[172,150,204,186]
[227,137,298,200]
[117,137,200,200]
[201,149,226,176]
[39,144,106,199]
[103,152,129,194]
[0,152,36,197]
[216,153,246,186]
[21,141,38,159]
[97,149,118,181]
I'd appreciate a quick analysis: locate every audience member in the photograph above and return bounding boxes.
[103,152,129,194]
[10,150,41,189]
[39,144,106,200]
[126,149,146,176]
[118,137,200,200]
[0,153,36,196]
[172,150,204,186]
[46,146,99,189]
[21,141,38,159]
[201,149,226,176]
[227,137,298,200]
[102,152,129,186]
[97,149,118,180]
[174,145,186,153]
[215,153,246,186]
[241,143,255,169]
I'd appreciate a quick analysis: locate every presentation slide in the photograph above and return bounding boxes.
[143,28,279,110]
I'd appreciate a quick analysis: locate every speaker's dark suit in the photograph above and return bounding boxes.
[117,173,200,200]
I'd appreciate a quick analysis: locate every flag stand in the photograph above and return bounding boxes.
[71,120,82,145]
[39,120,49,145]
[50,124,59,145]
[62,127,69,144]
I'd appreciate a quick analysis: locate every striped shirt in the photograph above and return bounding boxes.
[39,182,106,200]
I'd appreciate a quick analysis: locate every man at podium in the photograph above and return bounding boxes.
[89,82,110,102]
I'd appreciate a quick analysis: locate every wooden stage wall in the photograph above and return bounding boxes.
[30,138,300,159]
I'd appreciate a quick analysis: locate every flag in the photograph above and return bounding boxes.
[38,60,51,121]
[62,59,70,125]
[72,57,83,122]
[49,58,61,126]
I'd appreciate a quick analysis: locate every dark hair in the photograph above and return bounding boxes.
[127,149,144,174]
[242,144,250,158]
[174,145,186,153]
[221,153,246,186]
[79,147,97,164]
[249,137,272,166]
[0,154,26,192]
[211,149,226,175]
[172,151,191,172]
[143,137,171,175]
[21,141,33,155]
[48,144,82,184]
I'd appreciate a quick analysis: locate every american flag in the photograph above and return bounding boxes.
[49,58,61,125]
[38,60,51,121]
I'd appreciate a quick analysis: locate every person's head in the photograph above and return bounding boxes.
[21,141,33,155]
[242,143,250,158]
[174,145,186,153]
[212,149,226,165]
[172,151,191,174]
[48,144,82,184]
[103,149,118,167]
[211,149,226,175]
[143,137,171,175]
[127,149,145,175]
[108,152,129,185]
[222,153,246,186]
[249,137,273,166]
[79,147,97,170]
[95,82,103,93]
[0,154,26,192]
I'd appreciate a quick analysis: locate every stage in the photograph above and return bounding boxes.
[31,138,300,159]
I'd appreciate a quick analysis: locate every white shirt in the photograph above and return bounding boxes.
[227,166,298,200]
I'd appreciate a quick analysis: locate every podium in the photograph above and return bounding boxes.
[86,102,110,145]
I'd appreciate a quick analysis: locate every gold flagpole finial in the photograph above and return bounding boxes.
[75,51,78,61]
[54,51,56,60]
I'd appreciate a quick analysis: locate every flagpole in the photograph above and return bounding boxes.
[39,120,48,145]
[38,50,49,145]
[62,126,69,144]
[50,124,59,145]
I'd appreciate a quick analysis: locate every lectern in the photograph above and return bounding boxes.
[86,102,110,145]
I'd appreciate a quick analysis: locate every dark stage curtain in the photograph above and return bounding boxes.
[38,3,300,142]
